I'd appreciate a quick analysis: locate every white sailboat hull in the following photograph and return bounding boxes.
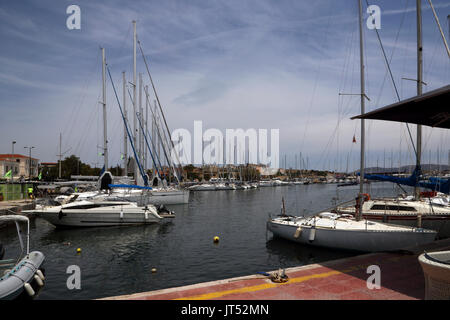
[32,201,167,227]
[69,188,190,205]
[267,215,437,252]
[144,189,189,205]
[337,198,450,238]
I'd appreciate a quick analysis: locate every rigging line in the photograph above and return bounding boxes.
[137,39,183,172]
[136,111,162,180]
[364,0,417,161]
[74,98,99,158]
[374,0,409,109]
[426,0,450,58]
[129,86,172,180]
[126,85,164,176]
[152,97,180,178]
[107,66,148,186]
[130,86,169,175]
[63,49,102,151]
[299,2,336,157]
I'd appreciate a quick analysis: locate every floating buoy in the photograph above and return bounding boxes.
[24,283,35,296]
[34,274,44,287]
[76,248,82,254]
[36,269,45,281]
[213,236,220,243]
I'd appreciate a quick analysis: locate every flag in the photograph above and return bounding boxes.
[38,171,42,180]
[4,170,11,178]
[352,135,356,143]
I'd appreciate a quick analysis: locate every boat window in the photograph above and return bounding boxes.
[370,204,416,211]
[66,204,116,210]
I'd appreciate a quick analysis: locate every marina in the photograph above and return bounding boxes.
[1,0,449,305]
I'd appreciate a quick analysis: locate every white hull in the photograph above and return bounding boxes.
[58,188,190,205]
[143,189,189,205]
[267,214,437,252]
[337,198,450,238]
[31,201,169,227]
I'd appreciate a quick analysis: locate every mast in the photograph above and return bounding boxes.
[357,0,366,221]
[122,71,128,175]
[132,20,138,183]
[145,85,149,171]
[415,0,423,200]
[139,72,143,168]
[58,133,62,179]
[101,47,108,170]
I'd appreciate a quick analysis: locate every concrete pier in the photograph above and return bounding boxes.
[101,239,450,300]
[0,200,36,228]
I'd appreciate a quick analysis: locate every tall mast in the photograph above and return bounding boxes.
[357,0,366,221]
[101,47,108,170]
[415,0,423,200]
[145,85,149,171]
[139,72,143,167]
[132,20,138,182]
[59,132,62,179]
[123,71,128,175]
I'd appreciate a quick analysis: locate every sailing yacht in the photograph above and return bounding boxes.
[336,196,450,238]
[28,199,174,228]
[267,0,438,252]
[267,212,436,252]
[333,1,450,238]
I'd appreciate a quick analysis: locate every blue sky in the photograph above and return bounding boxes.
[0,0,449,171]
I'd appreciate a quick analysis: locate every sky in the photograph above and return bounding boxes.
[0,0,449,171]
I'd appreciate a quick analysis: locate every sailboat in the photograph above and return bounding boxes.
[119,21,189,205]
[334,2,450,238]
[60,21,189,206]
[267,0,437,252]
[29,198,173,228]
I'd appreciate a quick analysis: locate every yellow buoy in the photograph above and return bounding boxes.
[213,236,220,243]
[76,248,81,253]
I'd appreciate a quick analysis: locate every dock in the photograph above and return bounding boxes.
[101,238,450,300]
[0,200,36,228]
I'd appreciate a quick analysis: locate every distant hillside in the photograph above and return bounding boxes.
[356,164,450,174]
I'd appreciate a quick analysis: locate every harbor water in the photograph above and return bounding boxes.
[0,182,407,299]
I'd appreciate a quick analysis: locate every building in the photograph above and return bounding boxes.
[0,154,39,179]
[41,162,57,168]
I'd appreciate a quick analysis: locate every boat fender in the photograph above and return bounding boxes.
[144,211,148,220]
[58,210,63,220]
[24,283,35,296]
[309,228,316,242]
[294,227,302,238]
[34,274,44,287]
[36,269,45,281]
[120,211,123,219]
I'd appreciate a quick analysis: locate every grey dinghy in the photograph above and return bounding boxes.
[0,215,45,300]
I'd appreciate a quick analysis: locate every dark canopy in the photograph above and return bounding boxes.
[351,85,450,129]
